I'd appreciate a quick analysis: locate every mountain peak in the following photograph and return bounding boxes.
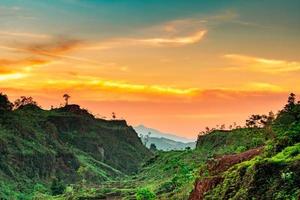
[134,124,195,143]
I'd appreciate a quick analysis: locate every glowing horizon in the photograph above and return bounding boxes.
[0,0,299,139]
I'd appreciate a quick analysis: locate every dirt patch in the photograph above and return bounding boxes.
[207,147,264,176]
[189,176,223,200]
[189,147,264,200]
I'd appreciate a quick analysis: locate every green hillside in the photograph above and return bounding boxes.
[42,126,269,199]
[0,93,299,200]
[0,95,151,199]
[46,93,299,200]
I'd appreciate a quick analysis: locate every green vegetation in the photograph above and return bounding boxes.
[203,93,300,200]
[41,126,270,200]
[0,94,151,199]
[136,188,156,200]
[0,92,299,199]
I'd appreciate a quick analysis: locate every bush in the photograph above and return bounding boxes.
[281,171,294,184]
[236,146,247,153]
[136,188,156,200]
[156,181,176,194]
[33,183,48,194]
[50,178,65,196]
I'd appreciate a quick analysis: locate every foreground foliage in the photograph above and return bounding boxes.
[0,93,299,199]
[0,99,151,199]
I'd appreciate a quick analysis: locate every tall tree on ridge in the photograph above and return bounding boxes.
[63,94,71,106]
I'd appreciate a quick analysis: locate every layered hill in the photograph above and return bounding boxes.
[145,137,196,151]
[1,93,299,200]
[134,125,194,143]
[0,104,151,199]
[135,125,196,151]
[44,94,300,200]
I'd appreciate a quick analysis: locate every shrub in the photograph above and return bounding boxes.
[156,181,176,194]
[136,188,156,200]
[50,178,65,196]
[281,171,294,184]
[252,137,264,146]
[33,183,48,194]
[236,146,247,153]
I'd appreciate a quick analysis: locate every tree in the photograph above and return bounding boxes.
[220,124,226,130]
[266,111,275,125]
[205,127,210,133]
[142,132,151,146]
[63,94,70,106]
[233,122,237,128]
[284,93,296,111]
[14,96,37,109]
[276,93,300,126]
[150,143,157,151]
[0,93,13,111]
[112,112,116,119]
[246,114,268,128]
[185,146,191,150]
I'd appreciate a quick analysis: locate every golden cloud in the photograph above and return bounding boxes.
[86,29,207,50]
[244,82,283,92]
[41,77,200,97]
[0,73,26,81]
[0,58,49,67]
[224,54,300,73]
[0,66,13,74]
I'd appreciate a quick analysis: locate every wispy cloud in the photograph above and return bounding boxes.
[0,58,49,67]
[86,30,207,50]
[0,38,81,74]
[163,10,260,29]
[0,31,50,39]
[0,57,48,81]
[24,37,82,55]
[85,10,264,51]
[0,67,13,75]
[43,76,200,97]
[244,82,283,92]
[0,6,35,20]
[0,73,26,81]
[135,30,207,46]
[0,36,103,65]
[224,54,300,73]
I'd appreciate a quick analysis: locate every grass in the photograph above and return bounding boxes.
[47,127,270,200]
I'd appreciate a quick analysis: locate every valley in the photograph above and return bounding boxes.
[0,93,299,199]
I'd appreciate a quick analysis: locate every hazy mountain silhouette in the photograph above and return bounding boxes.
[134,124,195,143]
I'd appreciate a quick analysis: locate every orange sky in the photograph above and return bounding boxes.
[0,1,299,139]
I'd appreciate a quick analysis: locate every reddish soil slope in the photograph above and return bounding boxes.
[189,147,263,200]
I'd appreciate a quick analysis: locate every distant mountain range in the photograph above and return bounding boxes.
[134,125,196,151]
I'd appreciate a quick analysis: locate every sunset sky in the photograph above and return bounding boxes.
[0,0,299,139]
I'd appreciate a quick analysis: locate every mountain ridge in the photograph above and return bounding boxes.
[145,136,196,151]
[134,124,195,143]
[0,100,151,199]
